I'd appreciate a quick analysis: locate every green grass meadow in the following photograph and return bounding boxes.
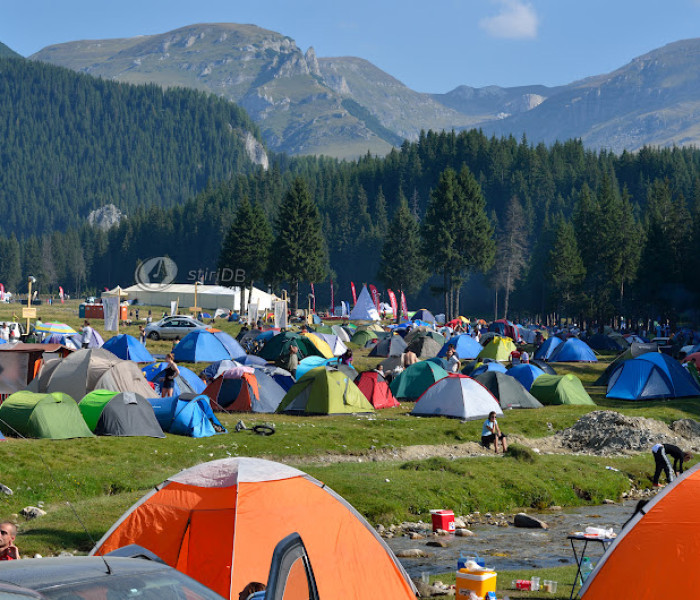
[0,301,694,595]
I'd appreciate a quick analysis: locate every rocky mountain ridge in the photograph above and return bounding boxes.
[29,25,700,157]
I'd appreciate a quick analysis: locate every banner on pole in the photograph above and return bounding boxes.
[387,289,398,318]
[350,282,357,306]
[330,279,334,316]
[369,285,380,310]
[248,303,259,326]
[310,283,316,312]
[58,286,65,304]
[170,300,178,316]
[400,291,408,321]
[274,300,288,329]
[103,296,120,332]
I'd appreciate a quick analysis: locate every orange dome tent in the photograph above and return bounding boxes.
[91,457,416,600]
[581,462,700,599]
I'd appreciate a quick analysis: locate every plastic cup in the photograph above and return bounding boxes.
[550,581,558,593]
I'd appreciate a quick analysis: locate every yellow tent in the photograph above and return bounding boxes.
[478,336,516,361]
[300,332,334,358]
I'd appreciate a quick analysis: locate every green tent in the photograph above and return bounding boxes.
[478,336,516,362]
[390,361,449,401]
[0,391,94,439]
[277,367,375,415]
[314,325,334,335]
[79,389,119,431]
[350,330,377,346]
[258,332,323,361]
[530,374,596,406]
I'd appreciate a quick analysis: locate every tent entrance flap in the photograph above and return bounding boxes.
[187,509,236,598]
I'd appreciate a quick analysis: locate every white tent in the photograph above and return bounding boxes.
[120,284,277,311]
[349,286,380,321]
[411,374,502,421]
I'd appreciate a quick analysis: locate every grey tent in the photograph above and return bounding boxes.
[331,325,351,343]
[81,390,165,438]
[369,335,408,358]
[405,336,442,359]
[475,371,543,409]
[595,342,660,386]
[531,359,557,375]
[32,348,154,399]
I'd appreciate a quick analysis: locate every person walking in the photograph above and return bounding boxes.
[652,443,692,486]
[81,320,93,349]
[160,353,180,398]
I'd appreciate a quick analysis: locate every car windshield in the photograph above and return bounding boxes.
[39,571,224,600]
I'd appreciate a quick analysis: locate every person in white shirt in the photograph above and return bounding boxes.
[445,344,461,373]
[81,320,93,349]
[0,323,9,342]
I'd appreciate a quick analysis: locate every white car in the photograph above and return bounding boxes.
[144,315,208,340]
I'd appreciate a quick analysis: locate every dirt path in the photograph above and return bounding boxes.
[283,410,700,466]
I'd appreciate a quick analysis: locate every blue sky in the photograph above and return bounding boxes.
[3,0,700,92]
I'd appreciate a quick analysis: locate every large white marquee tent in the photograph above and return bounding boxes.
[117,284,278,311]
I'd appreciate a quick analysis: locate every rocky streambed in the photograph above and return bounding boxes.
[384,491,657,579]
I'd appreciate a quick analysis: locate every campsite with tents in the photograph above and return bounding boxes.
[2,297,700,599]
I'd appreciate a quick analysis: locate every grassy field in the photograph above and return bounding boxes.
[0,300,693,594]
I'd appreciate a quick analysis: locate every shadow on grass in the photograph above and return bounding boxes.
[21,527,99,553]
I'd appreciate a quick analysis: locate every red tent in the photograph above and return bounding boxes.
[355,371,399,409]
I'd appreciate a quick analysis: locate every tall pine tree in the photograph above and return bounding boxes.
[218,197,273,313]
[378,194,428,319]
[270,178,327,311]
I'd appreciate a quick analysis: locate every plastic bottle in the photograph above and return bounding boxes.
[581,556,594,582]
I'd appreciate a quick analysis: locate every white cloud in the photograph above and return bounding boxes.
[479,0,539,40]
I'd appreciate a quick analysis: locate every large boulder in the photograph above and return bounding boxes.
[513,513,548,529]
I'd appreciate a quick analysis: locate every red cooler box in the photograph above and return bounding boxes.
[430,509,455,532]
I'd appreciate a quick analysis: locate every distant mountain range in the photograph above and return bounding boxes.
[26,25,700,157]
[0,41,20,59]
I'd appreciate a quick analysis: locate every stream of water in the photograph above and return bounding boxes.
[387,501,636,579]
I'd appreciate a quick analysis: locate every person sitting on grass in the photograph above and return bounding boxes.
[481,411,508,454]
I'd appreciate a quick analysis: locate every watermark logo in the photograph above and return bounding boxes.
[134,257,178,291]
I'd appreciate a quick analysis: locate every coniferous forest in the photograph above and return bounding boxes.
[2,55,700,325]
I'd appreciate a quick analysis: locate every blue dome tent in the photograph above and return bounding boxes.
[142,362,206,397]
[534,336,562,361]
[548,338,597,362]
[210,331,247,361]
[437,334,482,360]
[606,353,700,400]
[102,334,155,363]
[507,363,545,390]
[173,330,236,362]
[148,393,226,437]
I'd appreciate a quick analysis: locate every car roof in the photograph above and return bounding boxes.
[0,556,176,591]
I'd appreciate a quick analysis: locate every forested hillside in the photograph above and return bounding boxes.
[0,57,264,236]
[4,127,700,324]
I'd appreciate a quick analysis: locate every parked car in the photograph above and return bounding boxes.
[144,316,208,340]
[0,554,226,599]
[0,535,318,600]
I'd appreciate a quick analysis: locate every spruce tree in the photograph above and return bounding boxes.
[548,217,586,316]
[493,196,529,319]
[271,178,327,311]
[218,197,272,313]
[378,194,428,319]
